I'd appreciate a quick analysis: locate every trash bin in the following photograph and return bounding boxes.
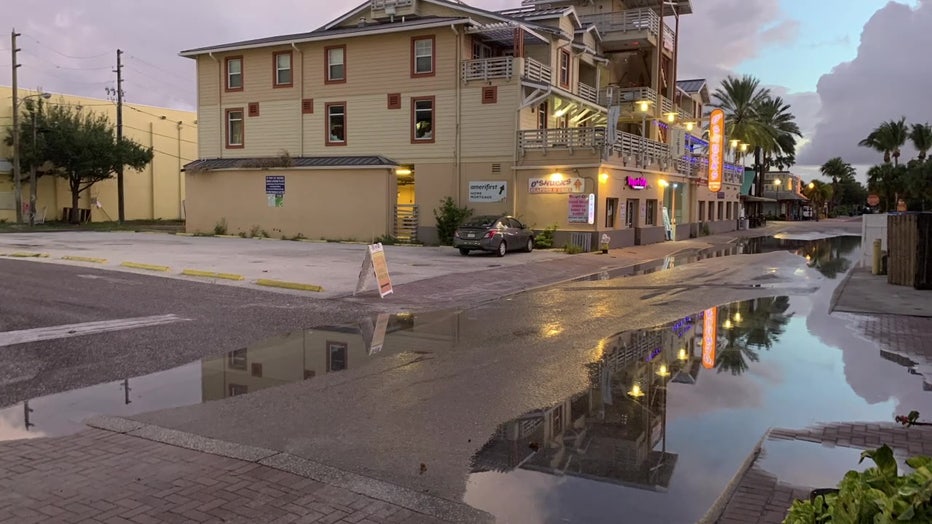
[738,217,748,230]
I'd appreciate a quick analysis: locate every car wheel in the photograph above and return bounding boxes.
[524,238,534,253]
[458,248,470,256]
[496,241,507,257]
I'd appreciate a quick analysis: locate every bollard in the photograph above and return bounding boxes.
[599,233,611,254]
[872,238,882,275]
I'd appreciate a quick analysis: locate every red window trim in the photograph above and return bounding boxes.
[325,102,347,147]
[324,45,347,84]
[225,108,244,149]
[410,35,436,78]
[224,56,244,92]
[410,95,436,144]
[559,49,570,88]
[272,50,293,88]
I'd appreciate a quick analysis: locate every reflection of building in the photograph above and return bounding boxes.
[201,311,464,400]
[473,316,703,491]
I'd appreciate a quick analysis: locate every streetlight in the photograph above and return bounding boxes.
[637,100,652,166]
[12,91,51,225]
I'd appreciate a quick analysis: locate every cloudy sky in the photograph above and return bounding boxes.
[2,0,929,182]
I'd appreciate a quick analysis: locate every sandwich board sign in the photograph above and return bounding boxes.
[358,312,391,355]
[354,243,394,298]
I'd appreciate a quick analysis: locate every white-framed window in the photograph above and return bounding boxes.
[412,97,434,142]
[412,36,434,76]
[226,108,244,148]
[326,46,345,83]
[274,51,292,86]
[225,57,243,90]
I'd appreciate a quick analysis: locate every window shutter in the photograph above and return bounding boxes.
[482,86,497,104]
[248,102,260,117]
[301,98,314,114]
[387,93,401,109]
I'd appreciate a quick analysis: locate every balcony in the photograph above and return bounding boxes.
[577,81,598,104]
[600,86,658,107]
[523,57,552,84]
[461,57,515,82]
[580,8,675,54]
[517,126,745,180]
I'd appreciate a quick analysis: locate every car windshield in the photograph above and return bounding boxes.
[462,216,501,228]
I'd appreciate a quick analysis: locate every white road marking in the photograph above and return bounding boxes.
[0,314,188,347]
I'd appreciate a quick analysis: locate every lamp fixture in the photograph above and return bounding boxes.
[685,121,695,132]
[729,139,739,149]
[599,173,609,183]
[739,143,749,153]
[628,384,645,398]
[636,100,651,113]
[549,172,565,181]
[665,112,677,123]
[678,348,688,361]
[656,364,671,378]
[395,167,412,176]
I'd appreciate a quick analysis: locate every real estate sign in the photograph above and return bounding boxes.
[469,181,507,202]
[708,109,725,193]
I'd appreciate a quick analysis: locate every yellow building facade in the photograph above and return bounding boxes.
[0,86,197,223]
[181,0,742,247]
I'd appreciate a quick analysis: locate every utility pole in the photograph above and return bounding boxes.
[115,49,125,223]
[11,30,22,224]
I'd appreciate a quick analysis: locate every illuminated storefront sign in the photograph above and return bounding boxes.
[672,316,694,338]
[702,306,717,369]
[708,108,725,193]
[626,176,648,190]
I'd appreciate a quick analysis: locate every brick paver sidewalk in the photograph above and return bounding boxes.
[0,428,445,524]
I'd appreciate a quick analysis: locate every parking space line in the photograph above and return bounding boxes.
[0,314,189,347]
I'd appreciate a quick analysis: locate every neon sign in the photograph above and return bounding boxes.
[626,176,648,190]
[672,316,694,338]
[645,347,662,362]
[708,108,725,193]
[702,307,717,369]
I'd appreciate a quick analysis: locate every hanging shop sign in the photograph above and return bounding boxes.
[708,109,725,193]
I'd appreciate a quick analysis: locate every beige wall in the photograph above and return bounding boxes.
[0,86,196,223]
[184,167,394,240]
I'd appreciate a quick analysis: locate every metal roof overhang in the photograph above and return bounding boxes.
[624,0,693,15]
[465,22,549,46]
[740,195,777,202]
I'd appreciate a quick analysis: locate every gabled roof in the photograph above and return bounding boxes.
[180,16,469,56]
[183,156,398,172]
[497,5,582,29]
[323,0,523,31]
[676,79,706,94]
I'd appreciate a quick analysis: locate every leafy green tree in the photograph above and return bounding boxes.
[867,163,907,211]
[859,117,908,166]
[819,157,858,212]
[6,103,153,223]
[909,122,932,160]
[802,180,832,219]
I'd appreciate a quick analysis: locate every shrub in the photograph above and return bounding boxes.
[700,223,710,236]
[564,243,583,254]
[433,197,472,246]
[213,218,228,235]
[375,234,397,245]
[535,224,557,249]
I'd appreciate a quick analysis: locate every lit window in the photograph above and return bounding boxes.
[327,103,346,145]
[412,37,434,75]
[326,46,345,82]
[412,97,434,142]
[226,109,244,147]
[226,57,243,90]
[274,51,292,86]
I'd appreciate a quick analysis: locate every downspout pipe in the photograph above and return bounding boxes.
[208,52,221,156]
[451,24,462,205]
[292,42,304,156]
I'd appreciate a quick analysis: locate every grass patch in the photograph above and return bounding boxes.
[0,219,184,233]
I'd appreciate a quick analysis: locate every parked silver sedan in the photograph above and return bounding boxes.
[452,215,535,257]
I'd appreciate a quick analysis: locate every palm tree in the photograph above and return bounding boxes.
[867,163,906,211]
[755,96,803,166]
[859,117,909,166]
[819,157,856,212]
[909,123,932,160]
[803,180,832,219]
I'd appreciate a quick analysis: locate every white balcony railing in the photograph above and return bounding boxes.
[523,57,551,84]
[663,23,675,51]
[371,0,413,8]
[461,57,514,82]
[517,126,746,180]
[599,86,658,107]
[580,8,661,37]
[577,81,598,104]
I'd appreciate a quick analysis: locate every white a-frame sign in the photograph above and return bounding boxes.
[354,243,394,298]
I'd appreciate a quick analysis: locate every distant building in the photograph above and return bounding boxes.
[0,86,196,223]
[761,171,809,220]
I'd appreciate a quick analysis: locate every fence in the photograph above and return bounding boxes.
[887,213,932,289]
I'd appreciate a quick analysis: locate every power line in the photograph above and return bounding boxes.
[126,105,198,128]
[21,34,110,60]
[151,147,196,162]
[126,54,191,85]
[125,66,191,93]
[122,123,199,145]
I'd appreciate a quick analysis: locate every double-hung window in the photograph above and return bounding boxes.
[326,46,346,83]
[412,97,434,143]
[226,108,244,148]
[225,57,243,91]
[411,36,435,77]
[273,51,292,87]
[559,49,570,87]
[326,103,346,145]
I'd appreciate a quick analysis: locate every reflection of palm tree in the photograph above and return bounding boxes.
[800,237,861,278]
[713,298,794,376]
[745,296,792,350]
[715,322,760,376]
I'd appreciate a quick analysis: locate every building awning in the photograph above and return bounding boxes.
[183,155,398,172]
[740,195,777,203]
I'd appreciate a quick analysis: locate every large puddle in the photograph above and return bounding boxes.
[3,235,926,522]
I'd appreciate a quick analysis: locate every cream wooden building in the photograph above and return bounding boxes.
[0,87,196,223]
[181,0,743,247]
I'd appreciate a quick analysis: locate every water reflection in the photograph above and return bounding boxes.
[716,297,793,376]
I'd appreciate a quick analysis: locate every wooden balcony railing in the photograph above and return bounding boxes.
[599,86,657,107]
[577,81,598,104]
[523,57,551,84]
[461,57,514,82]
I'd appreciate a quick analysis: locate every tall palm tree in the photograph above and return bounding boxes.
[867,163,907,211]
[803,180,832,219]
[755,96,803,165]
[859,117,909,166]
[909,123,932,160]
[820,157,856,212]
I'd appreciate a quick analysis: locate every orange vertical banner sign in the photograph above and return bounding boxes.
[708,108,725,193]
[702,306,717,369]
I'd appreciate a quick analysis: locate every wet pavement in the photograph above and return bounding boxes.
[5,219,923,523]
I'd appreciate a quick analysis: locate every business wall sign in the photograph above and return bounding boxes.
[568,194,595,224]
[469,181,507,203]
[708,108,725,193]
[529,176,584,194]
[626,176,648,190]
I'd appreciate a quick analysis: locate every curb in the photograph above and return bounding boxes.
[61,255,108,264]
[828,260,860,314]
[84,415,493,523]
[255,278,323,292]
[120,261,171,272]
[181,269,245,281]
[8,252,49,258]
[698,428,771,524]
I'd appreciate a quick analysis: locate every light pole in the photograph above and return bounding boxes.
[12,91,51,226]
[773,178,782,219]
[637,100,652,166]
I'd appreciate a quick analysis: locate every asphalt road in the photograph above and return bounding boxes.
[0,258,367,406]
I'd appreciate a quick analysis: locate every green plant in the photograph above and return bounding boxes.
[564,243,583,254]
[534,224,557,249]
[700,223,711,236]
[784,444,932,523]
[213,218,228,235]
[375,234,397,245]
[288,232,307,241]
[433,196,472,246]
[248,225,262,238]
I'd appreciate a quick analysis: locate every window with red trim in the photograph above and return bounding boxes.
[326,103,346,145]
[273,51,292,87]
[226,108,244,148]
[326,46,346,83]
[411,36,435,77]
[225,56,243,91]
[559,50,570,87]
[411,96,435,143]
